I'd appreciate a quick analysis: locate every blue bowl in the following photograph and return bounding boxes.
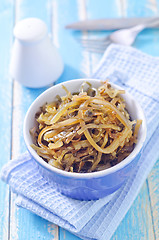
[24,79,147,200]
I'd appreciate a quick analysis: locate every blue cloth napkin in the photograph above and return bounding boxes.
[1,44,159,240]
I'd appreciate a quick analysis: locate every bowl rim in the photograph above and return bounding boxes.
[23,78,147,179]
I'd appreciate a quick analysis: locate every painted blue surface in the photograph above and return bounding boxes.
[0,0,14,239]
[0,0,158,239]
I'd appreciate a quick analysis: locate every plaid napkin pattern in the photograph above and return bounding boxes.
[1,44,159,240]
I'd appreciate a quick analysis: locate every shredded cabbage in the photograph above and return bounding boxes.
[30,81,141,173]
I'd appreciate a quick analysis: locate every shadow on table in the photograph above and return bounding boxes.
[21,64,85,110]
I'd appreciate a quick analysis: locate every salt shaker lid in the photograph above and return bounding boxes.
[14,18,47,43]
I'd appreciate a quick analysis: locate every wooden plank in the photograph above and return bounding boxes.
[54,0,90,86]
[113,0,156,238]
[147,160,159,240]
[2,0,158,240]
[59,0,153,239]
[60,1,159,239]
[125,0,159,57]
[0,0,14,240]
[55,0,91,239]
[111,182,155,240]
[114,0,159,239]
[9,0,58,239]
[86,0,121,74]
[84,0,156,240]
[86,0,119,18]
[133,0,159,238]
[59,228,81,240]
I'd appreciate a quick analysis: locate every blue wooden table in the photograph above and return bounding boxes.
[0,0,159,239]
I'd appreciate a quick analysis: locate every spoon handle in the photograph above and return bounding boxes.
[144,18,159,28]
[130,18,159,35]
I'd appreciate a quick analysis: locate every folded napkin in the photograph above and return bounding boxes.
[1,44,159,240]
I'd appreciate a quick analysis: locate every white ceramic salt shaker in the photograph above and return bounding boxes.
[9,18,64,88]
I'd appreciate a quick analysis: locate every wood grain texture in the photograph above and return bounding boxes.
[54,0,89,86]
[112,182,155,240]
[112,0,159,239]
[148,160,159,240]
[54,0,90,239]
[0,0,14,240]
[125,0,159,56]
[56,3,155,240]
[9,0,58,239]
[0,0,159,239]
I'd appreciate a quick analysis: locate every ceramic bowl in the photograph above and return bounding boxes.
[23,79,147,200]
